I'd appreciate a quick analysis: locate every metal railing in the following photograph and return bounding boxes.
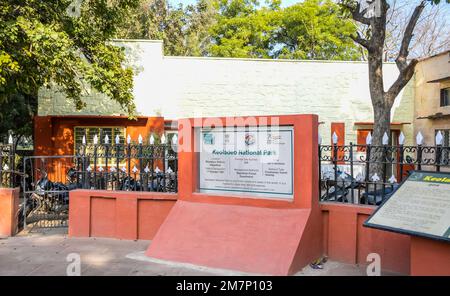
[319,140,449,206]
[0,144,17,188]
[20,140,178,230]
[72,141,178,192]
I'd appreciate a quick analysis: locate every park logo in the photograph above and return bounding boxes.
[203,133,215,145]
[245,133,256,146]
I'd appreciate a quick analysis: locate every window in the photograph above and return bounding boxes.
[74,127,126,165]
[74,127,125,147]
[441,88,450,107]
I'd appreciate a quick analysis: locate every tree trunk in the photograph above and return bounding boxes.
[368,49,390,181]
[345,0,427,183]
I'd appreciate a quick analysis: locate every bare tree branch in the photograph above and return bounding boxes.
[342,2,371,25]
[395,1,426,71]
[386,58,418,103]
[351,31,371,51]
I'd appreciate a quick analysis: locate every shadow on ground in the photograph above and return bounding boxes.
[0,230,398,276]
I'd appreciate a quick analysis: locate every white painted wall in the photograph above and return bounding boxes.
[38,40,415,145]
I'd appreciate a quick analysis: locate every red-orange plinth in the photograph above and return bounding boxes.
[146,114,323,275]
[0,187,20,237]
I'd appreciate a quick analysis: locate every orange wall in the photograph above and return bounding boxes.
[0,187,20,237]
[321,203,411,275]
[410,237,450,276]
[33,116,165,182]
[67,189,446,275]
[69,190,177,240]
[34,116,165,156]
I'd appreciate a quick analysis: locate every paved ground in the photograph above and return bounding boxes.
[0,230,383,276]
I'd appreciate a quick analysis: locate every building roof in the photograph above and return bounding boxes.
[418,50,450,62]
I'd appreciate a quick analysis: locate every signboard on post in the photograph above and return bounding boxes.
[197,126,294,199]
[364,171,450,242]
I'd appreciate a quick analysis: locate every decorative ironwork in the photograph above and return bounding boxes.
[319,142,450,206]
[21,141,178,231]
[0,144,17,188]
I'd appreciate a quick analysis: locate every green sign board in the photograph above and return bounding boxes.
[364,171,450,243]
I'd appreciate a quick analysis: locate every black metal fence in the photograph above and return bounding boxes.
[319,142,450,206]
[73,142,178,192]
[0,144,17,188]
[7,131,450,229]
[19,142,177,230]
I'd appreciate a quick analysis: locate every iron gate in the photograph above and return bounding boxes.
[22,155,80,231]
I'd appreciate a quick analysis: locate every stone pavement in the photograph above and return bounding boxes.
[0,230,378,276]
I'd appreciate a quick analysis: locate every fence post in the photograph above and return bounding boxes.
[138,141,143,191]
[399,143,404,182]
[173,142,178,192]
[332,143,338,201]
[150,144,154,191]
[115,143,120,190]
[349,142,354,203]
[105,142,109,189]
[93,144,98,189]
[435,144,441,172]
[318,144,322,202]
[364,143,371,205]
[162,143,167,192]
[417,144,422,171]
[9,141,15,188]
[127,143,131,182]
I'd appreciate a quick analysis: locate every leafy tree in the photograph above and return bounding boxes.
[117,0,217,56]
[274,0,361,60]
[208,0,280,58]
[0,0,139,140]
[209,0,361,60]
[183,0,218,56]
[341,0,449,178]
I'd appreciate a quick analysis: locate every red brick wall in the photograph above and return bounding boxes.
[69,190,177,240]
[321,203,411,275]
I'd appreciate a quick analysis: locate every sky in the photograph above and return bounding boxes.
[168,0,302,7]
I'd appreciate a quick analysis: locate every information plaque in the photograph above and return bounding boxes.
[364,171,450,242]
[197,126,294,199]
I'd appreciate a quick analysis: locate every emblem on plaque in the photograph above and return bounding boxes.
[245,133,255,146]
[203,133,214,145]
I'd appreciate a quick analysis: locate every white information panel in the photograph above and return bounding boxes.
[197,126,294,199]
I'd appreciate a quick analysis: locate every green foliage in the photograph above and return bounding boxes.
[209,0,361,60]
[274,0,361,60]
[209,0,280,58]
[0,0,139,138]
[117,0,217,56]
[119,0,361,60]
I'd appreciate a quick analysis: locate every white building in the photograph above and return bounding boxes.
[38,39,415,146]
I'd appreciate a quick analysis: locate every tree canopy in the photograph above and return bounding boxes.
[0,0,139,139]
[2,0,448,142]
[207,0,362,60]
[118,0,363,60]
[117,0,217,56]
